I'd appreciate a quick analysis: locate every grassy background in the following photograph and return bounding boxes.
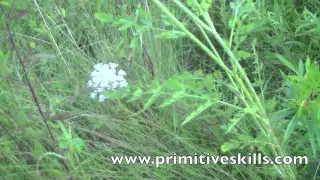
[1,0,320,179]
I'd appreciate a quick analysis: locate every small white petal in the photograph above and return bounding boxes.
[108,62,118,69]
[87,80,93,87]
[99,94,107,102]
[119,80,128,87]
[117,69,126,76]
[90,92,97,99]
[89,62,128,102]
[96,87,104,93]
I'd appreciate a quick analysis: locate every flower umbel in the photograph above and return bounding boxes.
[88,62,128,102]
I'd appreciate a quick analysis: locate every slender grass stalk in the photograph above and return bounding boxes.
[151,0,295,179]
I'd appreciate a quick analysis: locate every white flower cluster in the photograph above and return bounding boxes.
[87,62,128,102]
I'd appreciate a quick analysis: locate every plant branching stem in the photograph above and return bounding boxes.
[152,0,295,178]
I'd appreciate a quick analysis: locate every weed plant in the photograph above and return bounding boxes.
[0,0,320,179]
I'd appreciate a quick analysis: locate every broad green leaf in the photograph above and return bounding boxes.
[46,169,65,176]
[0,1,10,7]
[61,8,66,17]
[32,141,44,158]
[29,41,36,48]
[236,51,252,59]
[94,12,114,23]
[200,0,212,12]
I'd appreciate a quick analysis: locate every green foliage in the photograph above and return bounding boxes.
[281,57,320,157]
[1,0,320,179]
[106,71,220,126]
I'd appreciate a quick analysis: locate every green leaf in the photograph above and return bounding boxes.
[200,0,212,13]
[46,169,65,176]
[127,88,144,102]
[307,122,317,157]
[275,54,299,75]
[0,1,11,7]
[162,76,183,90]
[226,113,245,133]
[155,30,186,39]
[236,51,252,59]
[282,108,303,144]
[119,23,133,31]
[32,141,44,158]
[270,109,293,122]
[158,91,185,108]
[243,106,258,114]
[221,139,239,152]
[142,92,161,111]
[273,0,281,22]
[203,74,213,90]
[298,59,304,76]
[130,37,139,49]
[94,12,114,23]
[181,101,213,126]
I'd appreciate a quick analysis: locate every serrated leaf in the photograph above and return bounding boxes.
[162,76,183,90]
[118,22,134,31]
[94,12,114,23]
[127,88,144,102]
[181,101,213,126]
[142,91,161,111]
[158,91,185,108]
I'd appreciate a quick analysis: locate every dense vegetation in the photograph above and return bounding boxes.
[1,0,320,179]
